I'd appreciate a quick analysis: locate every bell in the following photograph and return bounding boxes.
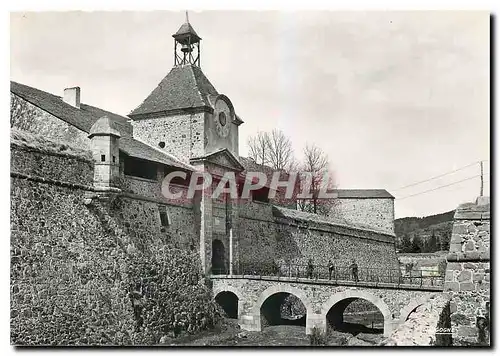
[181,44,192,53]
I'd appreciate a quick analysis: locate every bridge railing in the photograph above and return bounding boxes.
[211,262,445,287]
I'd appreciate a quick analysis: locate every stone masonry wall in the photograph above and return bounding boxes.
[382,294,451,346]
[444,197,490,346]
[131,113,205,164]
[329,197,395,235]
[11,94,90,150]
[237,201,399,272]
[10,133,203,344]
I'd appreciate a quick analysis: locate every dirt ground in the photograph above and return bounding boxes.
[162,317,385,347]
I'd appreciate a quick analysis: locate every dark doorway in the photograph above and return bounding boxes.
[326,298,384,335]
[215,291,238,319]
[260,293,306,328]
[212,239,226,274]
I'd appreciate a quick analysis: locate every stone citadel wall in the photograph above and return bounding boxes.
[10,133,203,344]
[236,201,400,272]
[329,197,395,235]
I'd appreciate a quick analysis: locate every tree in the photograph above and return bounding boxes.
[297,144,337,216]
[247,131,269,166]
[410,234,422,253]
[400,233,412,253]
[266,129,296,172]
[426,231,438,253]
[247,129,297,172]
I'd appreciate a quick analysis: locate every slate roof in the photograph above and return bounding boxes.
[335,189,394,199]
[129,65,219,117]
[11,81,132,136]
[11,81,193,171]
[89,116,121,137]
[120,137,194,171]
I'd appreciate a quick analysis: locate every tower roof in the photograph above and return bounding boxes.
[173,22,201,44]
[89,116,121,138]
[129,65,219,118]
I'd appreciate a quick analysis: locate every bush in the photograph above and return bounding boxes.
[309,326,328,346]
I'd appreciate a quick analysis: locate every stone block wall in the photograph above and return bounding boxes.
[236,202,399,272]
[11,94,90,150]
[10,131,204,344]
[11,141,93,187]
[382,294,451,346]
[329,197,395,234]
[444,197,490,346]
[131,112,205,164]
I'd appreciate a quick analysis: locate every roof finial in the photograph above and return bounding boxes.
[185,10,189,23]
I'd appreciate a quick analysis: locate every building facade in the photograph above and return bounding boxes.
[10,18,398,276]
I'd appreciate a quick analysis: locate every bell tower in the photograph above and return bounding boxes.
[173,12,201,67]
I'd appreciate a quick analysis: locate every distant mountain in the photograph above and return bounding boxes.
[395,210,455,253]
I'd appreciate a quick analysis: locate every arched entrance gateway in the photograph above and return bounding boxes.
[211,239,226,274]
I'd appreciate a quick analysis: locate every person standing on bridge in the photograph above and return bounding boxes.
[350,259,359,282]
[307,258,314,279]
[328,260,334,280]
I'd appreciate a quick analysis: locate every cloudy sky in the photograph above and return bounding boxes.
[10,11,490,218]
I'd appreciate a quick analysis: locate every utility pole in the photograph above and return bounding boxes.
[480,160,484,197]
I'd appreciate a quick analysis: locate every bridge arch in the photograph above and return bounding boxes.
[213,286,243,320]
[398,295,434,324]
[321,290,393,336]
[253,285,314,331]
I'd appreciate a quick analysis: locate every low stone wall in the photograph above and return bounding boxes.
[381,294,451,346]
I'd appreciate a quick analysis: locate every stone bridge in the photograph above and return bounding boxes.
[211,276,445,337]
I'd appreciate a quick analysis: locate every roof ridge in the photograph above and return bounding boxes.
[187,65,209,108]
[11,81,93,132]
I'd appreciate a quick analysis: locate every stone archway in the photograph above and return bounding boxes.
[213,285,244,320]
[252,285,314,333]
[215,291,239,319]
[398,295,433,324]
[321,290,393,337]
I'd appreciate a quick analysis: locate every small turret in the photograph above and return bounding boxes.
[88,116,121,190]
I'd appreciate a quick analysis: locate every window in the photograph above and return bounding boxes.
[124,156,157,180]
[252,187,270,203]
[112,156,116,163]
[101,154,106,162]
[159,207,170,227]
